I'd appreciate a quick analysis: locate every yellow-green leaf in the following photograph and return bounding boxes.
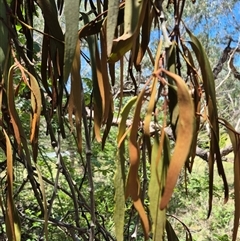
[114,97,136,241]
[148,132,169,240]
[117,96,137,145]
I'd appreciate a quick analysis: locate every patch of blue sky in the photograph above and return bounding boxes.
[77,1,240,89]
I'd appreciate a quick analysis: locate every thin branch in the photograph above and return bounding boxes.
[216,37,240,90]
[81,85,96,241]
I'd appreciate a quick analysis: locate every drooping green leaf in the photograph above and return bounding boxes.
[135,1,152,70]
[109,0,148,63]
[114,97,137,241]
[148,132,169,240]
[219,118,240,241]
[117,96,137,145]
[106,0,119,56]
[186,27,229,216]
[63,0,80,83]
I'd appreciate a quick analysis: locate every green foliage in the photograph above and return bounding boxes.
[0,0,239,240]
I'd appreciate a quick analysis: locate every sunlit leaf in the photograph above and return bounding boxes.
[148,132,169,240]
[160,69,194,210]
[24,69,42,161]
[109,0,148,63]
[179,43,201,171]
[63,0,80,83]
[70,40,82,153]
[106,0,119,56]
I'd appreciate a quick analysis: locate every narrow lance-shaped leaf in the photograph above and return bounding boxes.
[126,86,150,239]
[144,38,162,136]
[70,40,82,153]
[186,27,228,215]
[167,44,179,139]
[7,65,22,149]
[63,0,80,83]
[114,97,137,241]
[7,65,44,213]
[100,20,113,147]
[106,0,119,56]
[109,0,148,63]
[3,129,21,241]
[179,43,201,171]
[219,118,240,241]
[0,0,8,74]
[149,131,170,240]
[9,65,42,161]
[160,69,194,210]
[24,69,42,162]
[135,1,152,69]
[144,38,162,160]
[81,13,103,142]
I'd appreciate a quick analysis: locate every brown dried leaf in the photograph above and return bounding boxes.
[160,69,194,210]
